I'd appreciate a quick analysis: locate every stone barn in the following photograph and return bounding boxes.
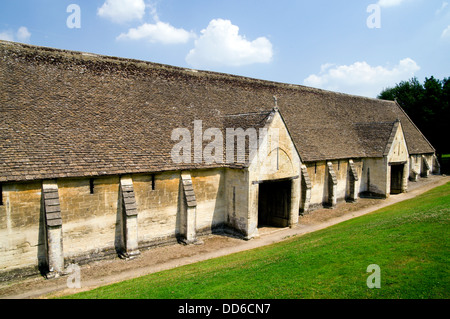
[0,41,439,280]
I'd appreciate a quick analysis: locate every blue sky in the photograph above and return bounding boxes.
[0,0,449,97]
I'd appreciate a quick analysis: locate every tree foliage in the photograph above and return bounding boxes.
[378,76,450,157]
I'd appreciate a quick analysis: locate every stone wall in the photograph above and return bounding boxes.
[409,154,436,180]
[306,161,327,208]
[305,159,364,210]
[360,158,387,197]
[0,181,44,276]
[133,172,182,247]
[191,169,227,234]
[224,169,249,237]
[0,168,234,279]
[58,176,120,263]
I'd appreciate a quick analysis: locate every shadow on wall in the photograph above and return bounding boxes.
[38,194,48,277]
[345,167,352,202]
[114,183,125,258]
[175,177,183,242]
[210,173,228,235]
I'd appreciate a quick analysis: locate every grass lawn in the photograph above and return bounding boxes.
[63,183,450,299]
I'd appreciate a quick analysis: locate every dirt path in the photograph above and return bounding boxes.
[1,175,448,299]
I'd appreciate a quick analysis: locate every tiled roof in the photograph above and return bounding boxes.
[0,41,435,182]
[354,121,398,158]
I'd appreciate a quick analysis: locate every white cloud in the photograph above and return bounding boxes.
[185,19,273,68]
[16,27,31,43]
[117,21,195,44]
[98,0,146,23]
[436,1,449,15]
[0,26,31,43]
[303,58,420,98]
[442,25,450,38]
[377,0,407,8]
[0,31,14,42]
[115,2,194,45]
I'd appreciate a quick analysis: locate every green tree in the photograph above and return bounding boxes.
[378,77,424,126]
[378,76,449,158]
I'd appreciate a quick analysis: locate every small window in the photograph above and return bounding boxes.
[89,178,95,194]
[314,163,317,174]
[151,174,155,191]
[338,160,341,171]
[0,184,3,206]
